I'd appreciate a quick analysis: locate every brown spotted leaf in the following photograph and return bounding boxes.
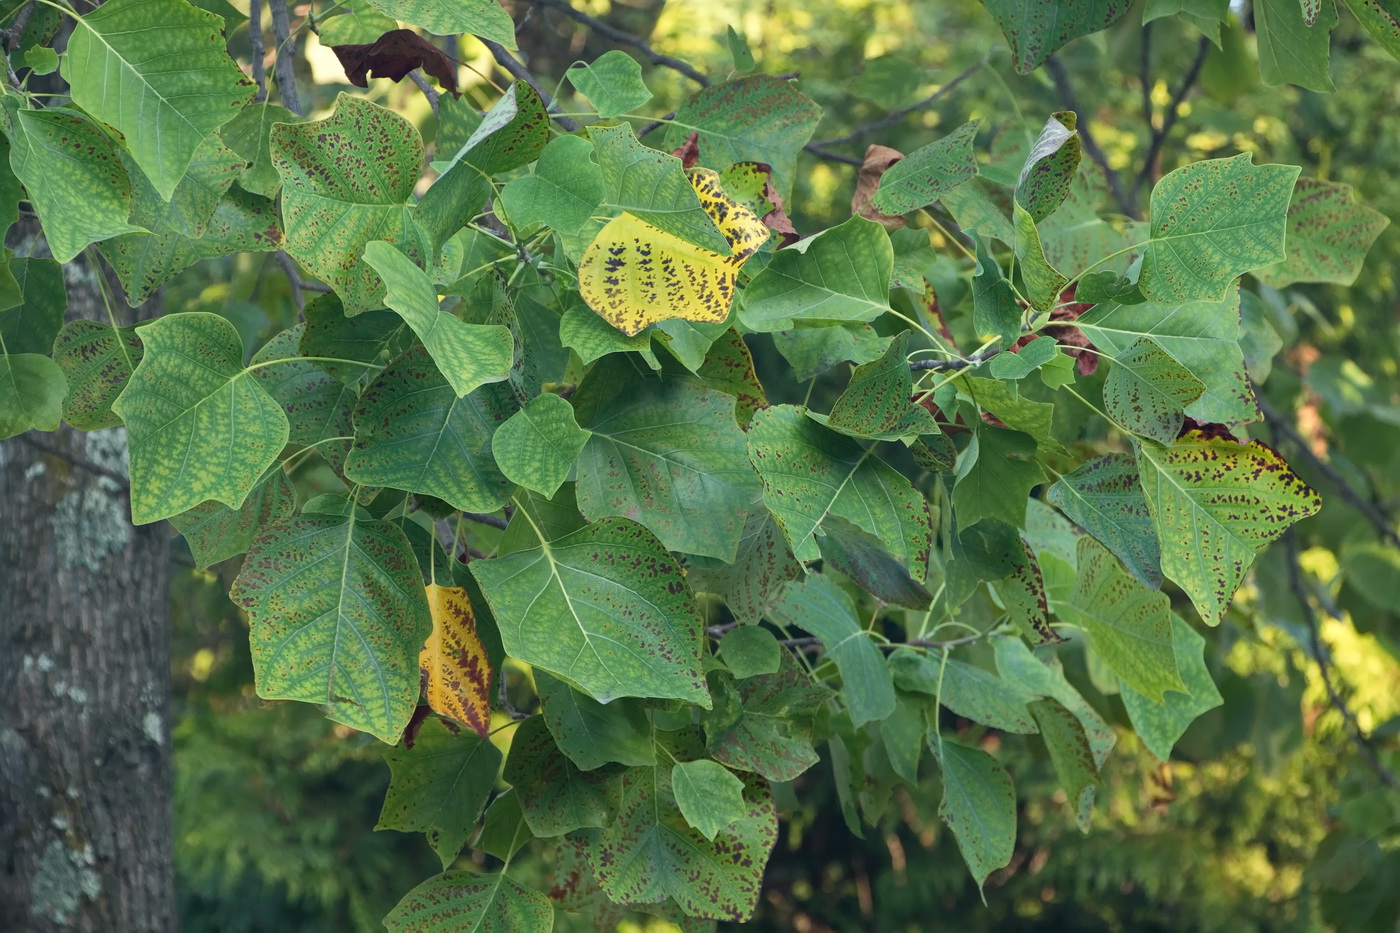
[169,468,296,570]
[421,584,492,739]
[701,654,832,783]
[1029,698,1101,832]
[983,0,1133,72]
[936,740,1016,891]
[686,507,801,626]
[503,716,621,837]
[1047,452,1163,589]
[1253,177,1391,288]
[384,871,552,932]
[1102,336,1207,443]
[51,319,144,431]
[332,28,458,93]
[1136,431,1322,625]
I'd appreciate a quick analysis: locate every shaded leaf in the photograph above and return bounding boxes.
[1341,0,1400,61]
[1255,0,1336,91]
[504,716,621,837]
[827,331,941,441]
[971,236,1020,347]
[671,759,748,841]
[818,516,932,609]
[421,583,492,739]
[300,295,409,386]
[384,871,552,932]
[51,320,143,431]
[499,135,604,261]
[952,427,1044,530]
[891,649,1039,734]
[536,671,656,771]
[1029,698,1101,832]
[1013,202,1068,311]
[249,324,356,473]
[995,637,1115,765]
[1120,614,1224,761]
[702,655,832,782]
[0,352,64,438]
[168,467,296,569]
[687,507,802,625]
[219,102,304,198]
[718,626,781,679]
[0,257,64,354]
[771,323,890,382]
[936,740,1016,890]
[1047,452,1163,589]
[1102,337,1207,443]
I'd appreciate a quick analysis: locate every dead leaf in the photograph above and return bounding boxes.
[852,144,906,229]
[671,130,700,168]
[332,29,459,95]
[420,583,491,737]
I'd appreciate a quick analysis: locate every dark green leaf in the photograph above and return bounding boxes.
[51,320,144,431]
[169,467,296,569]
[1029,698,1101,832]
[983,0,1132,72]
[687,507,802,625]
[503,716,621,837]
[1047,452,1163,589]
[535,671,656,771]
[0,352,65,438]
[702,654,831,781]
[718,626,781,679]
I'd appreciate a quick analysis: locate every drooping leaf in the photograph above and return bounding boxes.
[747,405,932,574]
[299,294,410,386]
[771,323,891,381]
[364,0,515,41]
[503,716,621,837]
[671,759,748,841]
[51,320,143,431]
[1062,536,1184,701]
[996,538,1061,645]
[1013,202,1068,311]
[702,655,832,782]
[718,626,781,679]
[61,0,256,198]
[1047,452,1163,588]
[0,352,65,438]
[936,740,1016,891]
[869,120,980,215]
[344,345,517,513]
[492,393,588,498]
[879,691,928,783]
[1142,0,1230,43]
[687,507,802,625]
[663,74,823,200]
[581,728,777,921]
[1016,112,1080,223]
[891,650,1039,733]
[219,102,304,197]
[332,28,458,93]
[168,467,296,570]
[231,508,432,742]
[1119,614,1224,761]
[952,427,1044,530]
[421,583,492,739]
[248,325,357,473]
[1253,177,1391,288]
[384,871,553,933]
[1138,153,1300,303]
[271,94,431,316]
[817,517,932,610]
[982,0,1133,72]
[1136,431,1322,625]
[739,216,893,331]
[0,257,63,354]
[470,517,710,707]
[963,376,1069,457]
[1254,0,1337,91]
[4,107,144,262]
[376,720,503,868]
[566,49,652,118]
[1029,698,1101,832]
[499,135,604,261]
[971,236,1021,347]
[535,671,656,771]
[112,313,288,524]
[943,177,1016,246]
[1102,337,1207,443]
[995,637,1116,765]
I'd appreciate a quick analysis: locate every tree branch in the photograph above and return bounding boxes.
[527,0,710,86]
[910,347,1001,371]
[479,37,582,132]
[248,0,267,101]
[269,0,303,117]
[1131,35,1210,203]
[812,61,981,148]
[19,435,130,490]
[273,250,305,311]
[1044,54,1137,219]
[461,510,510,531]
[409,70,440,117]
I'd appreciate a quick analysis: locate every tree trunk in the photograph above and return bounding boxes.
[0,255,175,932]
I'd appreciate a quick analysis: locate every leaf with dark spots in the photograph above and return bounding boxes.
[504,716,621,837]
[702,655,831,781]
[332,29,459,95]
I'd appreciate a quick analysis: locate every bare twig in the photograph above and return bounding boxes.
[802,143,864,166]
[528,0,711,86]
[1131,35,1210,202]
[409,70,441,116]
[1139,22,1154,136]
[498,670,530,720]
[461,511,510,531]
[910,347,1001,371]
[479,38,582,132]
[269,0,304,117]
[273,250,305,311]
[1283,528,1398,788]
[812,62,980,148]
[1044,55,1137,219]
[19,435,130,490]
[248,0,267,101]
[5,1,33,55]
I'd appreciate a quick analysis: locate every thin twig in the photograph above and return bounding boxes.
[498,670,530,720]
[18,435,130,490]
[461,511,510,531]
[273,250,305,311]
[910,347,1001,371]
[1131,36,1210,202]
[802,143,864,166]
[1138,22,1154,136]
[528,0,710,86]
[479,38,582,132]
[1283,528,1398,788]
[248,0,267,101]
[812,62,980,147]
[409,71,440,116]
[1044,55,1137,219]
[5,1,33,54]
[269,0,304,117]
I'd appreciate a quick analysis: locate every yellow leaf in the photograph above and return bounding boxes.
[420,583,492,738]
[579,168,767,336]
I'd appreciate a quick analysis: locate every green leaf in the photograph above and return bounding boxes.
[936,740,1016,891]
[771,323,890,381]
[963,376,1068,457]
[1028,698,1101,832]
[1013,202,1067,311]
[345,345,517,512]
[503,716,621,837]
[663,74,823,201]
[316,3,398,44]
[878,692,927,783]
[362,241,514,397]
[123,135,245,239]
[826,331,941,441]
[1075,288,1258,426]
[536,671,656,771]
[982,0,1133,72]
[971,236,1021,347]
[566,50,652,118]
[988,336,1060,381]
[747,405,932,574]
[51,320,144,431]
[1142,0,1230,44]
[702,655,831,782]
[0,257,64,355]
[112,312,289,524]
[1047,452,1163,589]
[687,507,801,625]
[869,120,980,215]
[1254,0,1336,91]
[499,135,604,261]
[1102,337,1206,443]
[943,177,1015,247]
[231,508,432,742]
[1063,536,1185,701]
[739,216,893,331]
[249,325,357,474]
[1341,0,1400,61]
[471,517,710,707]
[1253,178,1391,288]
[168,467,296,569]
[61,0,256,198]
[727,25,756,71]
[220,102,304,197]
[770,575,895,728]
[377,719,501,866]
[1016,112,1080,223]
[365,0,514,40]
[271,94,431,316]
[580,728,777,921]
[0,352,65,438]
[952,427,1044,529]
[1139,154,1300,303]
[476,790,530,861]
[1136,431,1322,625]
[891,650,1039,734]
[22,45,57,75]
[718,626,780,679]
[384,871,553,932]
[671,759,748,841]
[1119,614,1224,761]
[995,636,1116,765]
[4,107,144,262]
[493,393,588,498]
[589,122,728,253]
[300,294,410,386]
[694,328,768,428]
[817,517,932,610]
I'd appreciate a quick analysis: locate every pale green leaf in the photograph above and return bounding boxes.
[952,427,1044,529]
[1142,0,1230,44]
[558,303,659,368]
[1253,177,1391,288]
[0,352,65,438]
[499,135,604,261]
[503,715,620,837]
[535,670,655,771]
[220,102,304,197]
[937,741,1016,890]
[1119,614,1224,761]
[566,50,652,118]
[719,626,781,679]
[493,393,587,498]
[1013,202,1067,311]
[1102,337,1206,443]
[740,216,893,331]
[671,759,748,841]
[994,637,1116,765]
[384,871,552,933]
[1255,0,1336,91]
[869,120,980,215]
[1029,698,1101,832]
[971,236,1020,347]
[890,650,1039,734]
[364,0,515,41]
[316,3,398,43]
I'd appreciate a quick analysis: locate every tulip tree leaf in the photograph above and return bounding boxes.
[739,216,893,331]
[1253,177,1391,288]
[231,509,432,743]
[826,331,941,441]
[1013,202,1068,311]
[995,637,1116,766]
[62,0,257,199]
[499,135,605,260]
[364,0,515,42]
[168,467,296,570]
[566,50,653,118]
[0,257,64,354]
[1254,0,1337,92]
[702,655,832,782]
[671,759,748,842]
[1138,154,1300,303]
[51,320,144,431]
[972,236,1021,347]
[493,393,589,498]
[421,583,493,739]
[687,508,802,625]
[1342,0,1400,62]
[1136,431,1322,625]
[112,312,289,525]
[503,716,621,838]
[535,671,656,771]
[1102,337,1206,443]
[470,517,710,707]
[983,0,1133,72]
[384,871,553,933]
[248,325,357,474]
[936,740,1016,891]
[869,120,981,215]
[1119,614,1224,761]
[718,626,781,679]
[0,352,65,438]
[891,651,1039,734]
[220,102,304,198]
[1047,452,1163,589]
[1028,698,1101,832]
[1016,111,1080,223]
